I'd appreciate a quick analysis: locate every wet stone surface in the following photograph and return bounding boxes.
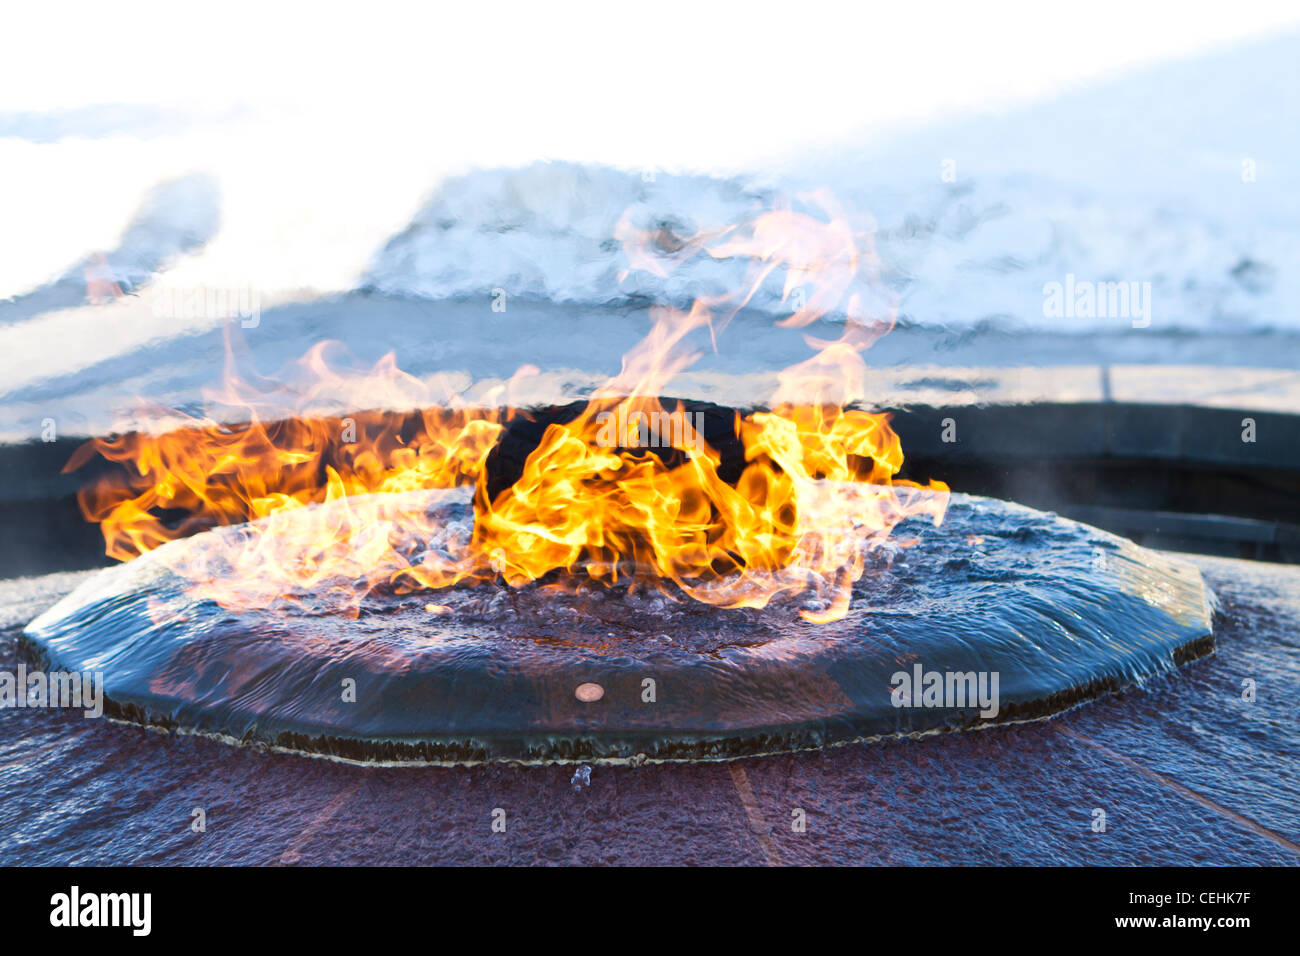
[20,491,1212,762]
[0,551,1293,864]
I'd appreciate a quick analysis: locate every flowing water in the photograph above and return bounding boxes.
[22,491,1213,764]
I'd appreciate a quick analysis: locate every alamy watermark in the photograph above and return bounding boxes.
[1043,274,1151,328]
[0,664,103,718]
[594,405,706,452]
[890,663,1000,718]
[153,284,261,328]
[50,886,150,936]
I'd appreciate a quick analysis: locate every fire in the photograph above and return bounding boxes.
[84,253,125,305]
[68,191,948,622]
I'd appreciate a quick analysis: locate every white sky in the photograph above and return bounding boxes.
[2,0,1299,299]
[6,1,1299,149]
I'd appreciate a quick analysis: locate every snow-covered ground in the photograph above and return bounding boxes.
[1,8,1298,438]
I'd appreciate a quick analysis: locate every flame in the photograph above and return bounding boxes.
[68,191,947,622]
[84,253,125,304]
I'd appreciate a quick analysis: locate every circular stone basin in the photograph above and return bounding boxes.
[23,490,1214,765]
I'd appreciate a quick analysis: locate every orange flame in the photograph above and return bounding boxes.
[68,192,948,621]
[84,253,125,304]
